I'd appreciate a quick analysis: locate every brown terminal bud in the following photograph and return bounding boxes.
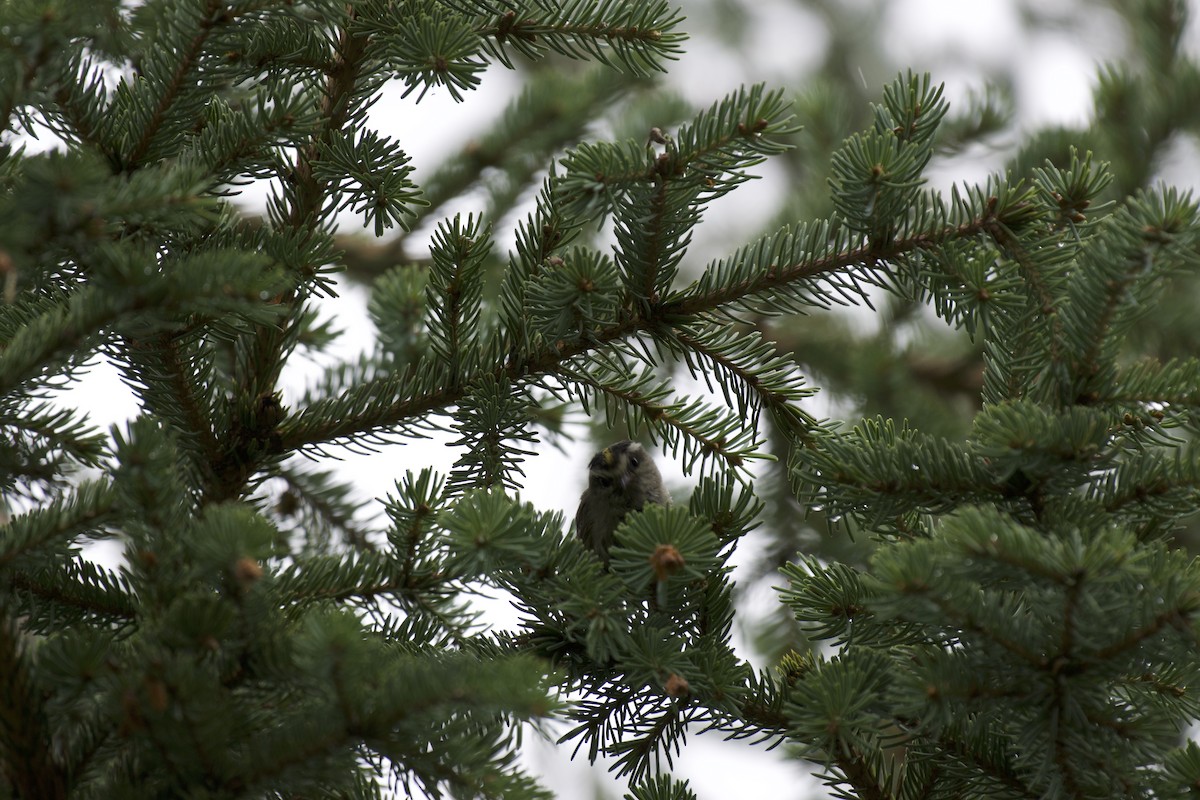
[665,672,690,698]
[233,557,264,588]
[144,677,169,713]
[649,544,685,581]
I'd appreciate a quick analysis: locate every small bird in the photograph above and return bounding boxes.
[575,440,671,563]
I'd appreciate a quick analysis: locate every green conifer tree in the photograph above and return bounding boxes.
[1,1,1199,799]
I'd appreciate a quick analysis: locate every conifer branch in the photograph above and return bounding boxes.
[9,565,135,621]
[634,177,676,303]
[671,212,1001,318]
[126,334,222,481]
[1095,449,1200,519]
[285,9,373,231]
[1108,357,1200,407]
[0,287,118,397]
[1094,605,1199,660]
[48,57,108,148]
[272,464,375,551]
[10,5,1200,794]
[0,481,115,567]
[980,216,1067,400]
[281,206,1021,455]
[475,0,686,75]
[1,402,106,488]
[0,608,66,800]
[206,8,374,503]
[832,745,889,800]
[125,0,227,169]
[0,13,58,136]
[667,324,817,435]
[923,724,1037,797]
[425,215,490,384]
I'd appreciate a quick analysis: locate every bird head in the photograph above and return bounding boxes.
[588,440,652,494]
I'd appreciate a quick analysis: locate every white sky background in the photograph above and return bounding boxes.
[51,0,1200,798]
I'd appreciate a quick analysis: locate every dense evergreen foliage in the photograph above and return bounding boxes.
[2,1,1199,798]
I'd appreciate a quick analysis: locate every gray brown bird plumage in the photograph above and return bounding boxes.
[575,440,671,563]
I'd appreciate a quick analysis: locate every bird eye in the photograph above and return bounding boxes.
[629,457,640,469]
